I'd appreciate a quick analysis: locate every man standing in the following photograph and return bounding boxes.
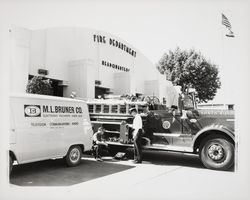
[92,127,108,162]
[144,105,155,145]
[129,108,143,163]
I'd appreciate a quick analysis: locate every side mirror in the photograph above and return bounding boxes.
[183,95,194,110]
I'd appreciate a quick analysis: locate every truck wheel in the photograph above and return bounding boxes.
[9,155,13,174]
[65,146,82,167]
[200,136,234,170]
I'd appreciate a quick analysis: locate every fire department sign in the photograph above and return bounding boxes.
[162,120,171,129]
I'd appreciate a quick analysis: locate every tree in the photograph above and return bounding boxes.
[26,76,53,95]
[157,47,221,103]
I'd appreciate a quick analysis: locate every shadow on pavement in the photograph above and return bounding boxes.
[124,148,235,172]
[10,157,134,186]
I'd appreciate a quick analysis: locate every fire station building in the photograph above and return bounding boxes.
[10,26,175,104]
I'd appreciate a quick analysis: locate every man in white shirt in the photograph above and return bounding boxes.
[129,108,143,163]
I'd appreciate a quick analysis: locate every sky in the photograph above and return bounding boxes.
[1,0,250,103]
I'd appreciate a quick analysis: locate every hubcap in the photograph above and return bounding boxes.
[208,144,224,161]
[70,148,80,162]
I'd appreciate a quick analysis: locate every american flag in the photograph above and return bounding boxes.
[222,13,234,37]
[222,13,232,29]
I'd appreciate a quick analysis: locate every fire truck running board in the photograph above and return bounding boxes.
[91,121,122,125]
[153,133,182,137]
[149,144,193,152]
[153,133,192,138]
[107,141,193,153]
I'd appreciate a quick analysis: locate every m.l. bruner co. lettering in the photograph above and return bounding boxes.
[42,105,83,114]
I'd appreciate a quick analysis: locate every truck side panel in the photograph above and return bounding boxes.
[10,94,93,164]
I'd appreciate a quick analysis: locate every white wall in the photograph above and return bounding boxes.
[29,30,46,76]
[10,27,31,93]
[29,27,157,98]
[11,26,169,100]
[132,52,159,94]
[113,72,131,95]
[66,59,95,99]
[144,75,177,106]
[144,80,160,97]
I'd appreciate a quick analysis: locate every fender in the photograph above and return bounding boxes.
[191,124,235,149]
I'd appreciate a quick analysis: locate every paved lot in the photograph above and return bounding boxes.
[10,149,205,186]
[9,150,237,200]
[10,158,134,186]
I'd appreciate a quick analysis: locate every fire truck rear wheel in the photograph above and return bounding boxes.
[65,145,82,167]
[199,136,234,170]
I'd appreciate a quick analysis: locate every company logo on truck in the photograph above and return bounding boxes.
[24,105,41,117]
[162,120,171,129]
[24,105,83,117]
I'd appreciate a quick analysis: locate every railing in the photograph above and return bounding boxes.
[197,103,234,110]
[87,101,148,115]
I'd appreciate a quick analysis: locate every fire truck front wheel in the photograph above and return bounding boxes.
[199,136,234,170]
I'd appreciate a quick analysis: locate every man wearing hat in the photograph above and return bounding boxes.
[128,107,143,163]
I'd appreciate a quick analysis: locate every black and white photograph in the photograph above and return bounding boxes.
[0,0,250,200]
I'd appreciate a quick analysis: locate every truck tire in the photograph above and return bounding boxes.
[65,145,82,167]
[199,136,234,170]
[9,155,13,175]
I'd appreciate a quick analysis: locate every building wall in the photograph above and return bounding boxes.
[144,74,178,107]
[66,59,95,99]
[113,72,131,95]
[10,26,172,101]
[10,27,31,93]
[29,27,159,98]
[29,30,46,76]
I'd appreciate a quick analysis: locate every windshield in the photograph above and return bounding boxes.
[183,95,194,110]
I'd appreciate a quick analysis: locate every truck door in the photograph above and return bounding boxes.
[154,110,182,134]
[145,110,183,145]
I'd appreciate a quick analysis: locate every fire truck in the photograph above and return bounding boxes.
[87,93,235,171]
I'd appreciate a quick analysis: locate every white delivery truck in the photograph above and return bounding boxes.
[9,93,93,173]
